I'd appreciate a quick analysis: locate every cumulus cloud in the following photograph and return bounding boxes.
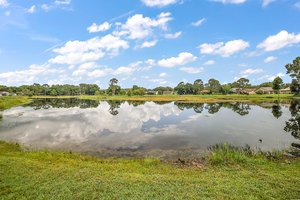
[54,0,71,6]
[141,0,178,7]
[198,39,249,57]
[114,12,172,40]
[49,34,129,65]
[180,67,203,74]
[192,18,206,27]
[135,40,158,49]
[72,62,97,76]
[262,0,276,7]
[259,73,285,81]
[0,64,64,85]
[293,2,299,10]
[211,0,247,4]
[257,30,300,51]
[26,5,36,13]
[240,68,263,76]
[158,52,197,68]
[87,22,111,33]
[0,0,9,7]
[159,72,167,77]
[204,60,215,65]
[164,31,182,39]
[264,56,277,63]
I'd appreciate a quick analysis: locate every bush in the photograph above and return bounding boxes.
[256,90,264,95]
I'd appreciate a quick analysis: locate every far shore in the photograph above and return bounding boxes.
[31,93,294,103]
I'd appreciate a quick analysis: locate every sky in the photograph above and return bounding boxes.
[0,0,300,89]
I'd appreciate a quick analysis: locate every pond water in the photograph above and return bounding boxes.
[0,98,299,159]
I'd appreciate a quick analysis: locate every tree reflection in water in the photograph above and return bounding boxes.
[27,98,100,110]
[284,100,300,156]
[107,100,123,116]
[272,101,283,119]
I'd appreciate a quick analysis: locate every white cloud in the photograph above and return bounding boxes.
[88,68,113,78]
[0,0,9,7]
[294,2,300,10]
[158,52,197,68]
[26,5,36,14]
[149,79,167,85]
[159,72,167,77]
[257,30,300,51]
[240,68,263,76]
[135,40,158,49]
[114,12,172,40]
[41,4,51,11]
[262,0,276,7]
[192,18,206,27]
[0,64,64,85]
[87,22,111,33]
[264,56,277,63]
[4,10,10,16]
[180,67,203,74]
[49,34,129,65]
[199,39,249,57]
[259,73,285,81]
[212,0,247,4]
[204,60,215,65]
[72,62,97,76]
[141,0,178,7]
[54,0,71,6]
[164,31,182,39]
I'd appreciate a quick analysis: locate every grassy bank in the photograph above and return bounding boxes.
[32,93,294,103]
[0,96,31,111]
[0,141,299,199]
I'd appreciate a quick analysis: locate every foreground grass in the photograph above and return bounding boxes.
[0,141,299,199]
[32,93,294,103]
[0,96,31,111]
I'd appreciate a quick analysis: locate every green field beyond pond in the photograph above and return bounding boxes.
[33,93,294,103]
[0,141,299,199]
[0,94,294,111]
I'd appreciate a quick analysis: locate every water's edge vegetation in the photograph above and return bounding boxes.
[0,141,299,199]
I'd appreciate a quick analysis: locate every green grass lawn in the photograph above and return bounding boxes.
[0,96,31,111]
[32,93,294,103]
[0,141,299,199]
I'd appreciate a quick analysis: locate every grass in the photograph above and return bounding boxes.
[0,96,31,111]
[0,141,299,199]
[32,93,294,103]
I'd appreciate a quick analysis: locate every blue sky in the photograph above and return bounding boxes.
[0,0,300,88]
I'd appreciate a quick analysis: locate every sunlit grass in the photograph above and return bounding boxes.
[0,141,299,199]
[32,93,294,103]
[0,96,31,110]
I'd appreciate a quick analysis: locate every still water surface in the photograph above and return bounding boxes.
[0,98,299,158]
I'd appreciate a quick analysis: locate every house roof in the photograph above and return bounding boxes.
[280,87,291,91]
[258,87,273,91]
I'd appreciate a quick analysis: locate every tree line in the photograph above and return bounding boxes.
[0,56,299,96]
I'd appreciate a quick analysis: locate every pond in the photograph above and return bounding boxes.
[0,98,299,159]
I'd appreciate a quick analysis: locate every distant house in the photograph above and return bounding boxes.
[280,87,291,94]
[242,88,257,95]
[146,90,158,95]
[200,89,210,94]
[230,88,238,94]
[257,87,274,94]
[0,91,10,96]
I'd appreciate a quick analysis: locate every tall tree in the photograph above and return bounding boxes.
[208,79,221,94]
[272,76,283,94]
[286,56,300,94]
[193,79,204,94]
[108,78,119,95]
[236,78,250,93]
